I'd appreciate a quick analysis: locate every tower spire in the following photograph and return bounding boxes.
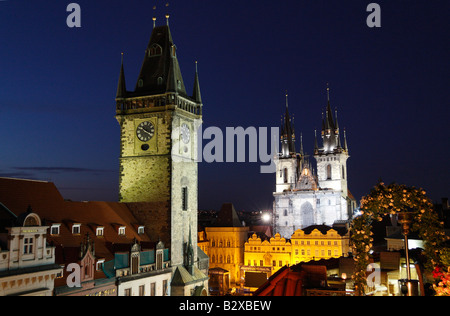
[285,90,289,109]
[280,92,296,157]
[116,52,127,99]
[192,61,202,104]
[314,129,319,154]
[327,82,330,102]
[300,133,304,156]
[343,128,349,152]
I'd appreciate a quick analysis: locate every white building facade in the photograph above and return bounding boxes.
[0,208,63,296]
[273,92,356,239]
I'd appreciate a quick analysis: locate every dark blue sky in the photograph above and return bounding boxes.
[0,0,448,212]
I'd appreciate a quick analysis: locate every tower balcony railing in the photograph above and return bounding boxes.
[116,94,202,116]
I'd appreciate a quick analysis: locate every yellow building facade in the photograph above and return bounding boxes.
[243,225,350,276]
[204,204,249,286]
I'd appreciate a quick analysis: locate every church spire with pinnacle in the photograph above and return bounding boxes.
[116,53,127,99]
[280,91,296,157]
[192,61,202,104]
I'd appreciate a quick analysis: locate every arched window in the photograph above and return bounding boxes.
[284,168,288,184]
[149,44,162,57]
[342,165,345,180]
[327,164,332,180]
[24,214,40,227]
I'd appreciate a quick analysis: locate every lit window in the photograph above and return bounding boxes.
[96,259,105,271]
[50,224,61,235]
[96,227,104,237]
[118,226,126,236]
[72,224,81,235]
[23,237,34,254]
[327,164,332,180]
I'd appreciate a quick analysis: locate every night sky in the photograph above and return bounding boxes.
[0,0,448,212]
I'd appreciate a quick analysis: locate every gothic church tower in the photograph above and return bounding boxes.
[274,93,302,194]
[273,89,355,239]
[314,87,350,204]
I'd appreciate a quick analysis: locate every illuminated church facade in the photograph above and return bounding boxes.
[273,92,357,239]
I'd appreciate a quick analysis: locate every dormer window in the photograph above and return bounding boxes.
[138,226,145,235]
[118,226,126,236]
[96,227,104,237]
[149,44,162,57]
[72,224,81,235]
[50,224,61,235]
[96,259,105,271]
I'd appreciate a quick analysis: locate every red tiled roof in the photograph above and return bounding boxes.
[254,263,329,296]
[0,178,152,278]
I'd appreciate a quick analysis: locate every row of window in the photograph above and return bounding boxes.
[248,260,289,268]
[247,241,341,252]
[247,246,287,252]
[247,250,341,268]
[294,249,340,257]
[49,224,145,237]
[211,254,233,264]
[317,157,340,162]
[211,240,233,248]
[123,280,169,297]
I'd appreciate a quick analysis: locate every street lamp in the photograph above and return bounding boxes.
[262,213,271,223]
[397,211,419,296]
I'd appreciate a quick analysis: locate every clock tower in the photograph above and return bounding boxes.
[115,20,206,294]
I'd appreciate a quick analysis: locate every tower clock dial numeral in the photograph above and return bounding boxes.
[137,121,155,142]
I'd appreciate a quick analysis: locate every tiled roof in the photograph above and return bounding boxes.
[254,262,329,296]
[211,203,243,227]
[0,177,153,283]
[301,224,348,236]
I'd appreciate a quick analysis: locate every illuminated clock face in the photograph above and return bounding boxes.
[181,123,190,144]
[136,121,155,142]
